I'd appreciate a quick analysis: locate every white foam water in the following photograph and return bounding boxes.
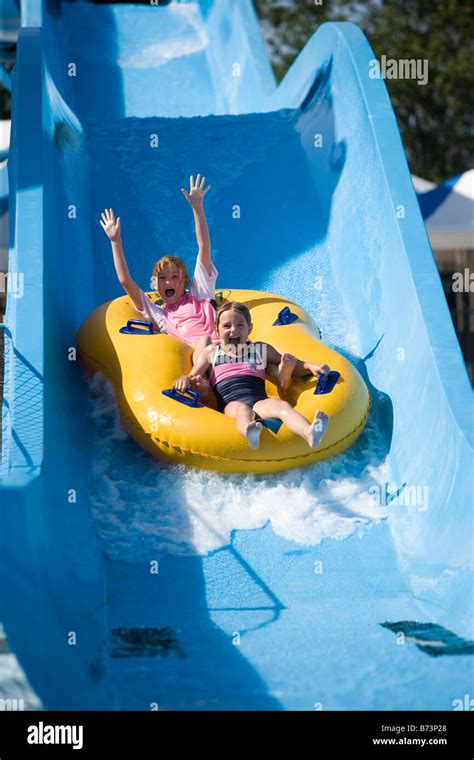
[87,371,388,562]
[0,624,43,711]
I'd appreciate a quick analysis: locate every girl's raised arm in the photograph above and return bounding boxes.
[181,174,212,276]
[100,208,142,312]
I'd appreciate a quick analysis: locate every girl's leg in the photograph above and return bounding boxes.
[266,354,297,391]
[253,398,329,448]
[224,401,263,449]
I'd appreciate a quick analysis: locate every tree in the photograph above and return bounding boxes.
[254,0,473,182]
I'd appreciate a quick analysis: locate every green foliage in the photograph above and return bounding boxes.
[254,0,473,182]
[1,2,471,181]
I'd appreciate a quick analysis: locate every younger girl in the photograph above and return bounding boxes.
[173,301,330,450]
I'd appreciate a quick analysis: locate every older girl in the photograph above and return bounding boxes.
[100,174,219,371]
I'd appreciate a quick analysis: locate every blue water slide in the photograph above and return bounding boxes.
[0,0,472,710]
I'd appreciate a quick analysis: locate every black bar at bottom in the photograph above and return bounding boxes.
[0,710,473,757]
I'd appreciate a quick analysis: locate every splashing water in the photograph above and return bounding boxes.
[88,370,389,563]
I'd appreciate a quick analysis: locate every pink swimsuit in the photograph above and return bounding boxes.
[209,341,268,412]
[163,294,220,346]
[136,259,220,346]
[209,341,266,386]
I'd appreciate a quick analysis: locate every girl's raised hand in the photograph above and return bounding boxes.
[100,208,121,242]
[181,174,211,208]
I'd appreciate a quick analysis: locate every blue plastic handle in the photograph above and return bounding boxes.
[314,370,340,395]
[273,306,299,326]
[162,388,202,408]
[119,320,154,335]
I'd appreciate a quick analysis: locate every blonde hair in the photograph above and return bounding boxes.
[151,255,190,291]
[215,301,252,331]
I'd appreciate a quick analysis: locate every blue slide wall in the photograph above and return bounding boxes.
[0,0,471,709]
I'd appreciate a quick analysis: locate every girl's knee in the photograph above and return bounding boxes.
[224,401,244,417]
[276,400,292,416]
[237,402,254,417]
[227,402,253,419]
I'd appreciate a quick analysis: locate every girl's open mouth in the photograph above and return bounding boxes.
[229,337,240,345]
[165,289,175,298]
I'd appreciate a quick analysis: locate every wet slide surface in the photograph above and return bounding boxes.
[0,0,472,709]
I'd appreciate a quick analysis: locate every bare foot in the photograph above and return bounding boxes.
[277,352,297,390]
[245,420,263,449]
[306,410,329,448]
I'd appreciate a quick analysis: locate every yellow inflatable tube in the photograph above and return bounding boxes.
[76,289,370,474]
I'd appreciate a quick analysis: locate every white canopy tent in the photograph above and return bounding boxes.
[415,170,474,252]
[415,170,474,357]
[412,174,436,193]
